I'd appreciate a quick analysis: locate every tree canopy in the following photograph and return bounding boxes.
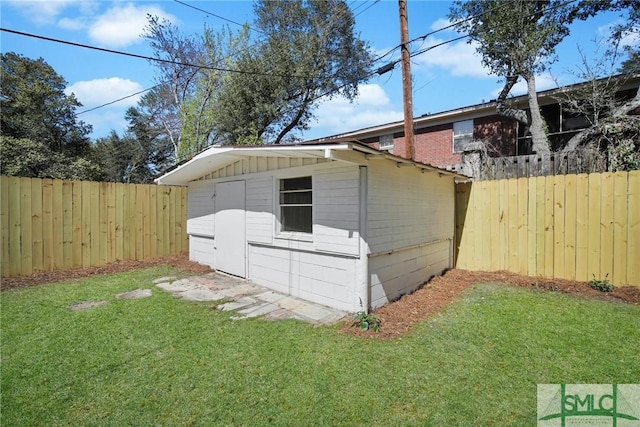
[0,52,99,179]
[138,0,372,157]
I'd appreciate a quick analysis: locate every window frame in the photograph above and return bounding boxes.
[452,119,474,153]
[277,175,313,239]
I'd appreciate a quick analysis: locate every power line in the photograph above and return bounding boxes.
[0,27,311,79]
[173,0,265,35]
[77,86,157,115]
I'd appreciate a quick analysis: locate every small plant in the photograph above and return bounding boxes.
[352,310,381,332]
[588,274,614,293]
[352,299,381,332]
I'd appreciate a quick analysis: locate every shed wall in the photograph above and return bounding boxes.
[366,162,455,308]
[186,160,364,311]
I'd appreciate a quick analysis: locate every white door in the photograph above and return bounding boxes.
[214,181,246,278]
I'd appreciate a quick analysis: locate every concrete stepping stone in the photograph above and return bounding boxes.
[290,303,332,322]
[156,281,207,293]
[254,291,286,304]
[217,296,258,311]
[153,276,177,284]
[233,302,279,319]
[178,289,226,302]
[115,289,152,299]
[69,301,108,311]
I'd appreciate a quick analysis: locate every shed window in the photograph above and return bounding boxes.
[279,176,312,233]
[453,120,474,153]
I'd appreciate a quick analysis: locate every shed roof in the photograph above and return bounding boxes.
[155,140,466,185]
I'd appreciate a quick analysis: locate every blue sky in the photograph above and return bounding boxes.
[1,0,636,142]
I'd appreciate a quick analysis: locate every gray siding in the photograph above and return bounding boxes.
[248,244,358,312]
[187,180,215,237]
[367,162,455,308]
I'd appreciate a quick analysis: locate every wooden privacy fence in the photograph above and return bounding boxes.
[455,171,640,286]
[1,176,188,278]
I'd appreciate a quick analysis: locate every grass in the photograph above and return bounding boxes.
[2,269,639,426]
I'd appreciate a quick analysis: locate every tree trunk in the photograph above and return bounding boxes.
[524,73,550,155]
[495,75,529,123]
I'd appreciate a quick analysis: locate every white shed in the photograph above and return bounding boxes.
[156,141,463,312]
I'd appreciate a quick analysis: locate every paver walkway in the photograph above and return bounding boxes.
[153,272,347,325]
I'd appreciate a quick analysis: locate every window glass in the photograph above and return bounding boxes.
[453,119,474,153]
[279,176,312,233]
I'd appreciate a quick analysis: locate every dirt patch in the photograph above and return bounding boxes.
[0,254,212,290]
[342,269,640,340]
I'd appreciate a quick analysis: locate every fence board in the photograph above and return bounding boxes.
[517,178,528,275]
[575,174,589,282]
[99,182,108,266]
[535,176,546,275]
[115,183,125,261]
[52,180,63,270]
[8,177,21,276]
[612,172,628,286]
[169,187,177,256]
[71,181,83,269]
[564,175,577,281]
[553,175,565,279]
[527,177,537,276]
[490,181,500,270]
[81,181,91,268]
[62,181,73,270]
[543,176,554,278]
[508,179,519,272]
[135,184,144,260]
[148,186,158,258]
[20,177,33,276]
[600,173,614,280]
[587,174,601,280]
[42,179,54,271]
[1,177,9,277]
[628,171,640,285]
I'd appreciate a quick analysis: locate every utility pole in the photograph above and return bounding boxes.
[398,0,414,160]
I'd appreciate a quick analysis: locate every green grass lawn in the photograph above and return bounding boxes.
[2,267,639,426]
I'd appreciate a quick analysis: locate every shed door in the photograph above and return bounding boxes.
[214,181,246,278]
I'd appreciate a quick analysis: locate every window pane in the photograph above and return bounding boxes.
[280,191,312,205]
[280,176,312,191]
[453,120,473,136]
[281,206,312,233]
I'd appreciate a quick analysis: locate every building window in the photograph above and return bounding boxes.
[378,134,394,151]
[453,119,474,153]
[279,176,312,233]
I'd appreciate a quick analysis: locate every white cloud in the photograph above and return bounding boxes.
[598,21,640,49]
[58,17,86,31]
[66,77,143,109]
[4,0,87,25]
[413,38,491,78]
[430,18,454,33]
[88,3,176,48]
[309,84,403,136]
[4,0,98,25]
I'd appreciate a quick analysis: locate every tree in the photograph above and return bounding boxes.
[0,52,99,179]
[215,0,372,144]
[138,17,235,161]
[556,2,640,168]
[142,0,372,151]
[448,1,606,155]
